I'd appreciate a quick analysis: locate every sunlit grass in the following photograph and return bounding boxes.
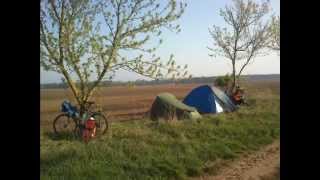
[41,86,279,179]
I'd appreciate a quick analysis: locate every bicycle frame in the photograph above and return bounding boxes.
[54,100,108,137]
[73,103,99,128]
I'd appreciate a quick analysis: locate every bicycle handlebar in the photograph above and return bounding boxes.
[85,101,95,105]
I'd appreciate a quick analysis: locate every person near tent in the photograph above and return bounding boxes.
[232,86,246,105]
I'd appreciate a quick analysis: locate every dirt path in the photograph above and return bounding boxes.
[197,140,280,180]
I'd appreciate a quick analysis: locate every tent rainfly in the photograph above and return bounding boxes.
[183,85,237,114]
[150,93,202,121]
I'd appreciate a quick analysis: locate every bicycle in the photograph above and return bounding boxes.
[53,101,109,138]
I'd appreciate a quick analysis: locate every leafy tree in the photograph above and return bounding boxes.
[268,15,280,51]
[214,74,232,88]
[40,0,189,115]
[208,0,272,94]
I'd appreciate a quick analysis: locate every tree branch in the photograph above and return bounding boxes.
[40,20,59,65]
[49,0,61,22]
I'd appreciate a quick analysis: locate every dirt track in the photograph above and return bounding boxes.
[197,140,280,180]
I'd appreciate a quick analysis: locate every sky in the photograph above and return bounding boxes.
[40,0,280,84]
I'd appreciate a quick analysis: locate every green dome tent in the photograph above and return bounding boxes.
[150,93,202,121]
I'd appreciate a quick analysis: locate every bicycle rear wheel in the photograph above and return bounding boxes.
[53,114,77,135]
[91,112,109,136]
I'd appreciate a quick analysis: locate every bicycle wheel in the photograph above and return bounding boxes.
[91,112,109,136]
[53,114,77,135]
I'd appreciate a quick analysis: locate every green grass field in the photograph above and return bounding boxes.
[40,83,279,180]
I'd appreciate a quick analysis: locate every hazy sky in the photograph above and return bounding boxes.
[41,0,280,84]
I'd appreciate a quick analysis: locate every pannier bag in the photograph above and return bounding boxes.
[61,100,79,117]
[82,117,96,142]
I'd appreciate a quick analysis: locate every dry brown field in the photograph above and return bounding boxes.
[40,80,279,130]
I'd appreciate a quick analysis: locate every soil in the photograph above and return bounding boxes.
[40,82,279,130]
[196,140,280,180]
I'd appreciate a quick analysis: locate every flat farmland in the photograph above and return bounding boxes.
[40,80,279,130]
[41,83,199,129]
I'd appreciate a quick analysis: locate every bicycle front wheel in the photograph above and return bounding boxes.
[53,114,77,135]
[91,112,109,136]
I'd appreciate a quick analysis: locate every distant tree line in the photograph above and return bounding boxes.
[41,74,279,89]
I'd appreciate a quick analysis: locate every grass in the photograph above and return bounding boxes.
[40,85,279,180]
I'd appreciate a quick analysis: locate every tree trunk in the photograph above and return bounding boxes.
[231,71,236,93]
[229,60,237,95]
[229,29,240,96]
[79,103,86,117]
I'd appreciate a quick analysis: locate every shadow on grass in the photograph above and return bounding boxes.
[44,131,82,141]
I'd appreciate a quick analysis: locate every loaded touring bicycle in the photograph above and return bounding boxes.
[53,100,109,141]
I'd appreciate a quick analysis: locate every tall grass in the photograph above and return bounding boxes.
[40,87,279,180]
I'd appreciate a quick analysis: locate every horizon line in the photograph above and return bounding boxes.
[40,73,280,85]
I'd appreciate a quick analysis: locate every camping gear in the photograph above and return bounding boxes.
[54,101,109,138]
[188,111,202,120]
[82,117,96,143]
[211,86,237,111]
[183,85,237,114]
[61,100,79,118]
[82,117,96,142]
[150,93,202,121]
[231,87,247,105]
[85,117,96,129]
[81,112,89,122]
[232,90,243,105]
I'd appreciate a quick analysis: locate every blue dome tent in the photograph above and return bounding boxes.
[183,85,237,114]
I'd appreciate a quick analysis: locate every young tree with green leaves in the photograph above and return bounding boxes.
[40,0,189,115]
[268,15,280,51]
[214,74,232,89]
[208,0,272,94]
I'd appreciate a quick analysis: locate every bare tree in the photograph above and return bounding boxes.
[208,0,272,94]
[40,0,190,115]
[268,15,280,51]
